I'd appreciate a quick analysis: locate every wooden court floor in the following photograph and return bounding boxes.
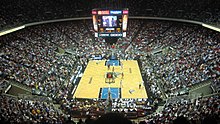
[73,60,148,99]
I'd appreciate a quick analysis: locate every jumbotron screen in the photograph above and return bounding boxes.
[92,9,128,37]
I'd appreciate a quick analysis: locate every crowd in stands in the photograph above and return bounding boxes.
[0,0,220,31]
[0,21,91,103]
[131,21,220,97]
[129,0,220,24]
[0,19,219,123]
[0,80,11,94]
[211,77,220,93]
[1,94,219,123]
[142,95,220,124]
[61,98,157,119]
[0,95,66,123]
[0,0,91,30]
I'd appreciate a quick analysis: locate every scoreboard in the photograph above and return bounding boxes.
[92,9,129,38]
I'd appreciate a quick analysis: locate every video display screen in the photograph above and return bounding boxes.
[92,8,128,37]
[102,16,117,27]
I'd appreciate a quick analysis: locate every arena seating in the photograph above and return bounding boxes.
[0,0,220,31]
[0,9,219,123]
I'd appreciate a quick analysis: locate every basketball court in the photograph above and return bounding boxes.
[73,60,148,99]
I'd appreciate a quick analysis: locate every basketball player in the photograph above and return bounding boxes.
[121,72,124,79]
[139,82,141,89]
[120,62,123,70]
[120,80,123,88]
[108,64,110,70]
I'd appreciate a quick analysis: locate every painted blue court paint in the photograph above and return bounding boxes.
[106,60,120,66]
[101,88,119,99]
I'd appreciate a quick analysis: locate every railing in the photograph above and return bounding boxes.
[18,93,52,103]
[9,80,32,93]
